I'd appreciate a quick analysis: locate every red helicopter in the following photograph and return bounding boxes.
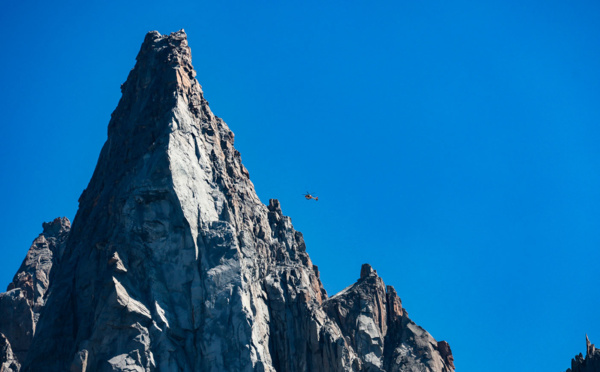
[303,192,319,201]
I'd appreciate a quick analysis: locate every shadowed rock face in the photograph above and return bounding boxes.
[0,30,454,372]
[565,336,600,372]
[0,217,70,368]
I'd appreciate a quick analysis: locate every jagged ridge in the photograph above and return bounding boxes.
[0,217,70,372]
[566,336,600,372]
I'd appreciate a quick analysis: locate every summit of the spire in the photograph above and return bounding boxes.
[107,29,204,143]
[128,29,194,90]
[142,29,187,44]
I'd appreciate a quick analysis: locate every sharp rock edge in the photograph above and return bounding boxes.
[0,30,454,372]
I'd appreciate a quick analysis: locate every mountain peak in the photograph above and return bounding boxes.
[1,31,455,372]
[360,263,377,279]
[136,29,193,83]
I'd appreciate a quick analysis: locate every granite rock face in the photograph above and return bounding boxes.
[0,333,20,372]
[324,264,453,372]
[0,217,70,367]
[3,30,453,372]
[566,336,600,372]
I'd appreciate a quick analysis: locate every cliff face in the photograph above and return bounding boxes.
[0,217,70,372]
[0,30,454,372]
[566,336,600,372]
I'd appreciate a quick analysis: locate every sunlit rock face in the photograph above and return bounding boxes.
[0,30,454,372]
[1,332,20,372]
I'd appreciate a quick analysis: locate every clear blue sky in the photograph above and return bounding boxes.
[1,1,599,371]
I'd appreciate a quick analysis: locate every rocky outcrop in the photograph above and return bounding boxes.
[3,30,454,372]
[437,341,455,370]
[0,333,20,372]
[323,264,454,372]
[0,217,70,367]
[566,336,600,372]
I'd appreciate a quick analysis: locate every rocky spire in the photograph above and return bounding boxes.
[324,264,454,371]
[0,217,70,369]
[1,30,454,372]
[565,335,600,372]
[588,335,597,357]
